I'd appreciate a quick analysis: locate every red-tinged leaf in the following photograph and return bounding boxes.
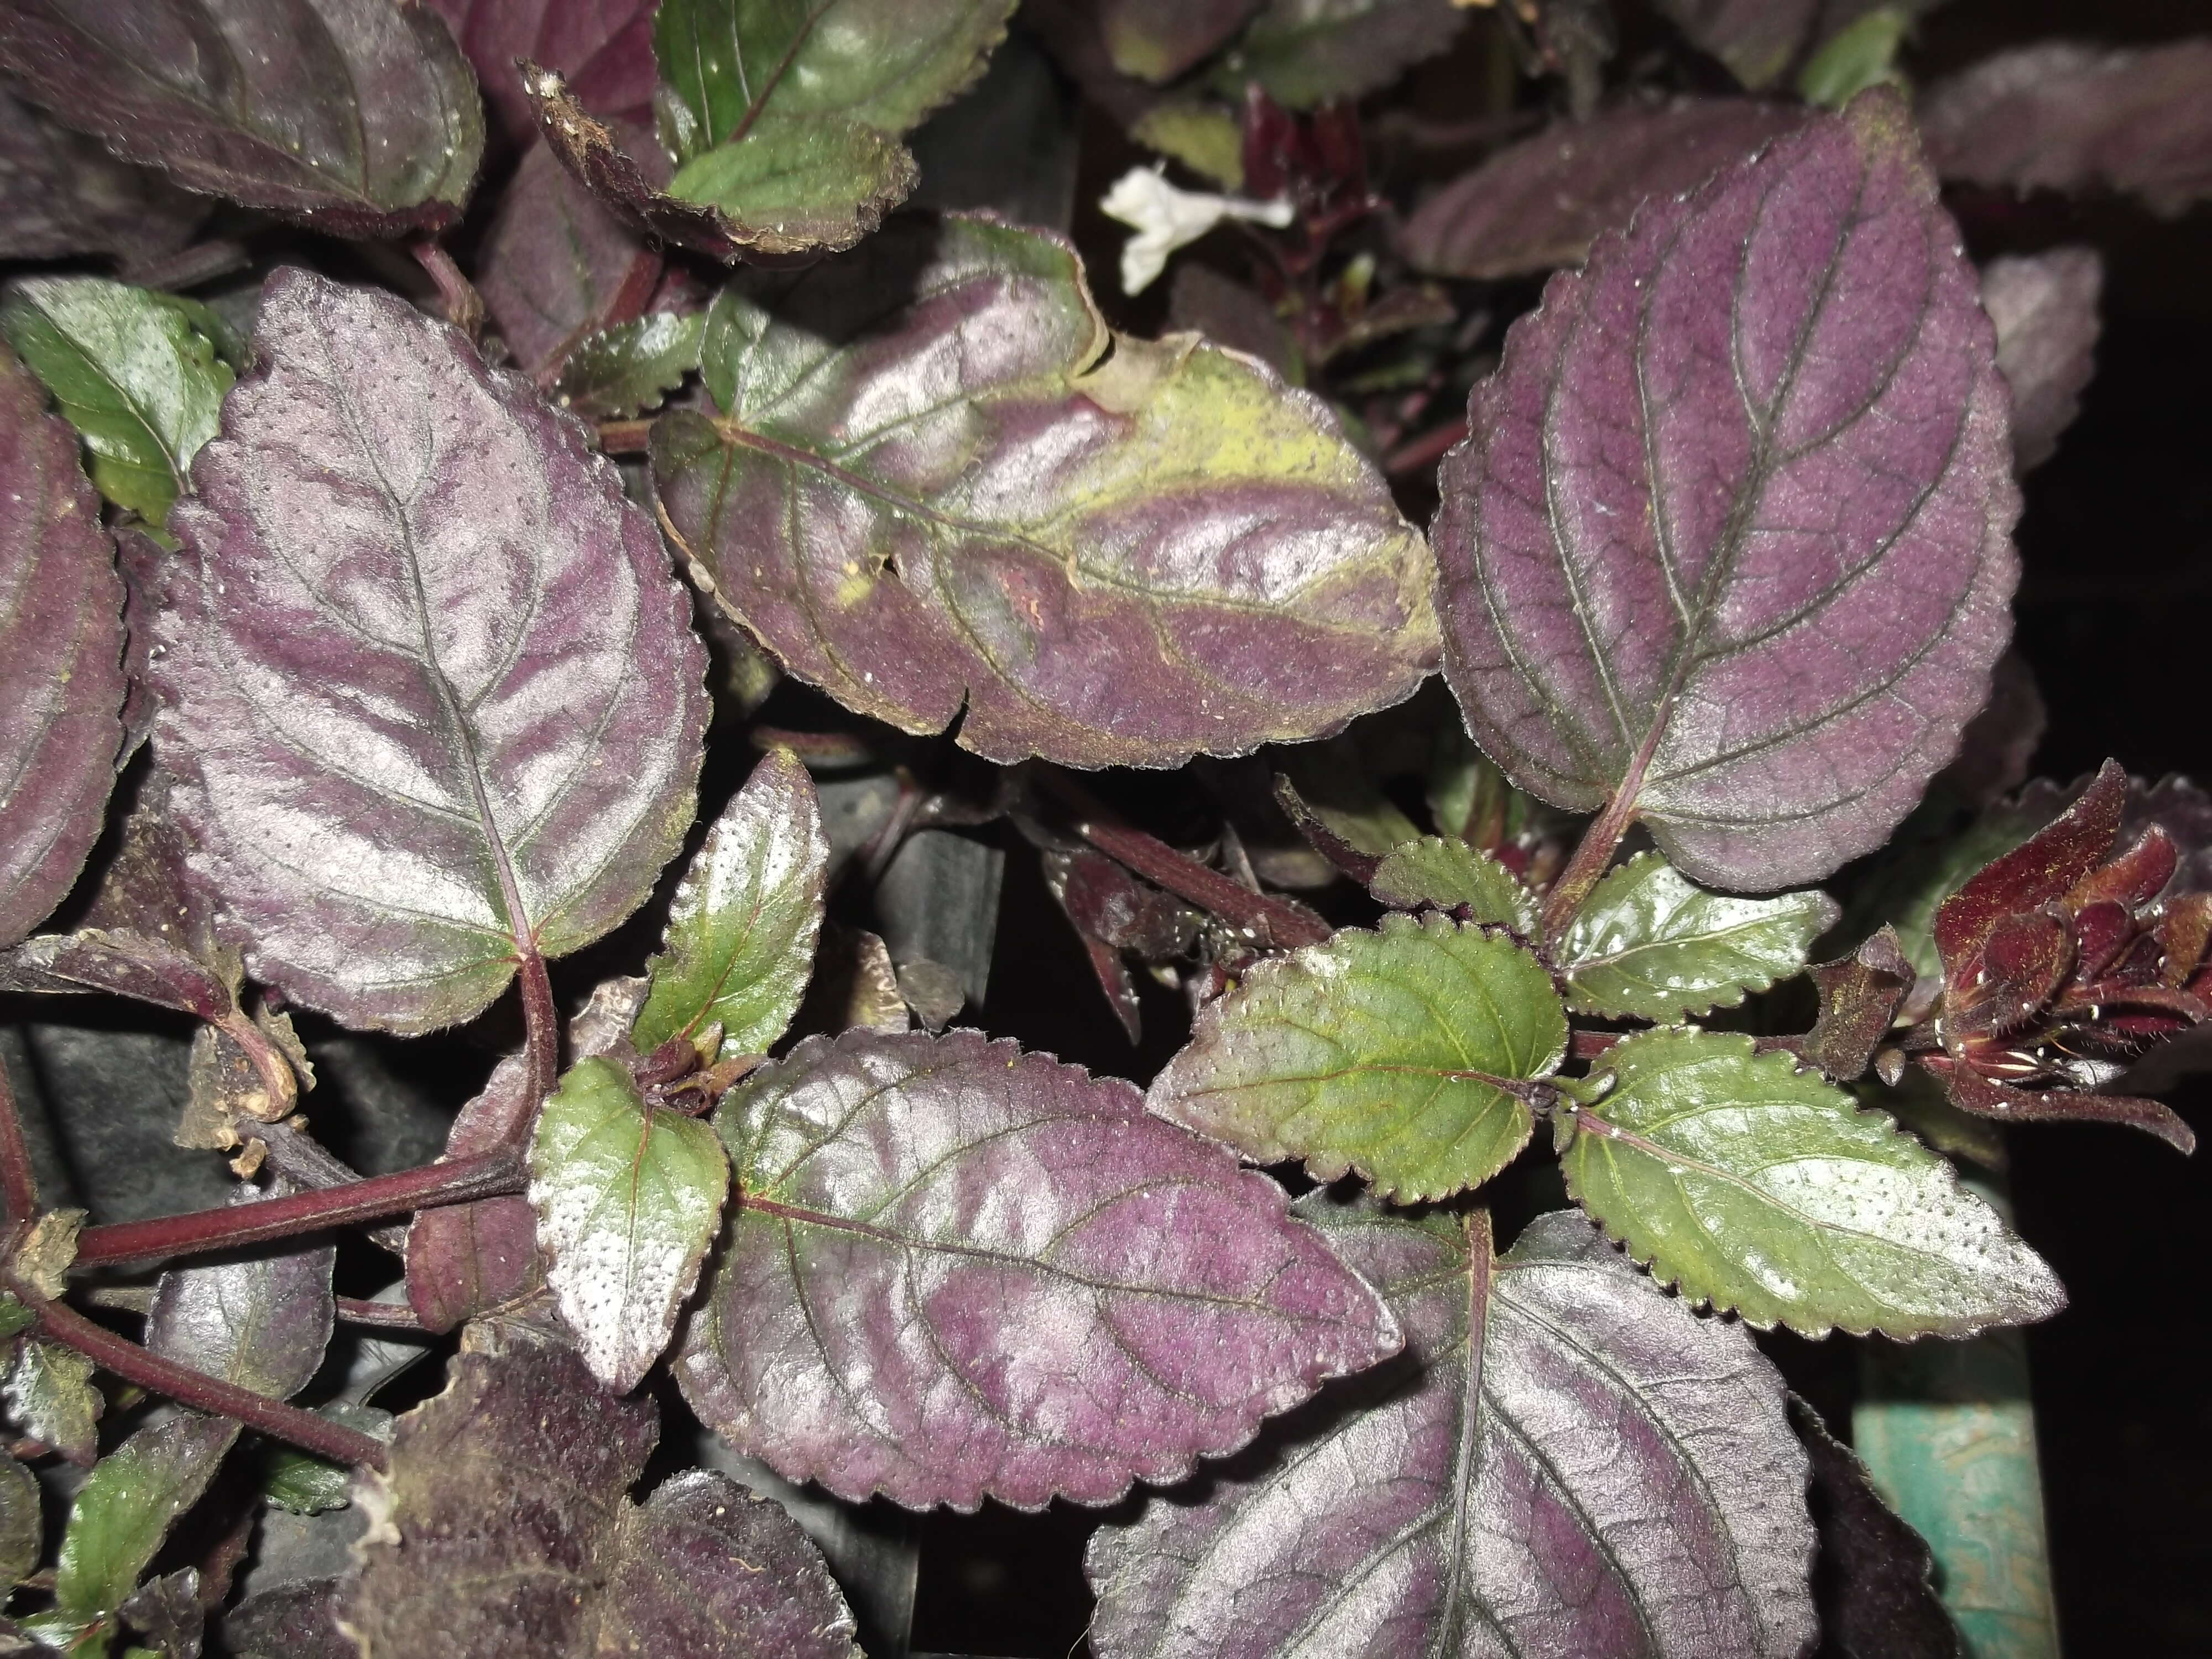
[1101,0,1261,81]
[0,0,484,238]
[1398,98,1807,281]
[1804,926,1915,1081]
[152,270,707,1034]
[1791,1396,1960,1659]
[1918,1053,2195,1154]
[2067,825,2176,914]
[1933,759,2126,979]
[477,140,659,380]
[0,87,204,263]
[1921,39,2212,217]
[346,1344,859,1657]
[1984,248,2102,475]
[652,215,1437,768]
[1433,91,2018,891]
[0,343,123,949]
[676,1027,1401,1510]
[1087,1202,1817,1658]
[148,1182,335,1401]
[407,1056,544,1334]
[424,0,657,154]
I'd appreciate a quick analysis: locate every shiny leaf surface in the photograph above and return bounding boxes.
[552,310,704,421]
[1433,93,2018,891]
[1558,851,1838,1021]
[146,1183,335,1401]
[152,270,707,1034]
[346,1344,859,1657]
[1399,98,1807,280]
[1366,834,1538,932]
[1563,1029,2066,1335]
[2,1338,98,1465]
[653,215,1436,767]
[0,343,122,950]
[632,748,826,1061]
[1087,1202,1817,1658]
[0,0,484,237]
[529,1057,729,1391]
[1921,39,2212,217]
[1983,247,2102,474]
[677,1027,1401,1509]
[1151,912,1564,1200]
[1,276,232,531]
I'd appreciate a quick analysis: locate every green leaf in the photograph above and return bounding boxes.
[1276,740,1421,857]
[0,275,232,530]
[1561,1028,2066,1337]
[640,0,1016,257]
[0,1293,33,1340]
[1798,7,1910,108]
[2,1336,98,1464]
[528,1056,731,1392]
[262,1403,389,1515]
[552,310,705,421]
[1558,852,1839,1022]
[1425,719,1539,846]
[1368,835,1537,932]
[1150,911,1566,1201]
[30,1416,236,1655]
[633,748,827,1061]
[0,1452,38,1589]
[1130,101,1245,189]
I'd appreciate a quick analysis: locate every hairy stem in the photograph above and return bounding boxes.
[72,1150,524,1269]
[1540,790,1639,946]
[597,419,655,454]
[258,1121,405,1256]
[0,1061,37,1227]
[515,947,560,1133]
[32,1297,388,1472]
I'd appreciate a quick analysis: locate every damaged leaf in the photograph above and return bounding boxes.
[1432,93,2018,891]
[653,215,1437,767]
[1151,911,1565,1199]
[677,1027,1401,1509]
[152,270,707,1034]
[1087,1202,1818,1658]
[2,1338,98,1465]
[1562,1028,2067,1335]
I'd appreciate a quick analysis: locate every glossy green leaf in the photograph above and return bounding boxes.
[0,1453,37,1589]
[27,1416,236,1654]
[2,1336,97,1464]
[1562,1028,2066,1337]
[633,748,827,1060]
[0,278,231,531]
[1151,911,1566,1200]
[551,310,704,421]
[1368,836,1538,932]
[653,215,1436,767]
[528,1056,731,1391]
[1558,853,1838,1021]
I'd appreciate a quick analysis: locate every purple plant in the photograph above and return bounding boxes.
[0,1,2202,1653]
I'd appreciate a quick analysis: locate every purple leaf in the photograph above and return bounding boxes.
[1433,91,2018,891]
[1399,98,1808,281]
[1100,0,1261,82]
[0,0,485,237]
[1920,39,2212,218]
[1791,1396,1960,1659]
[476,139,658,381]
[1983,248,2102,475]
[0,342,124,950]
[152,271,707,1034]
[1086,1202,1817,1657]
[345,1344,859,1657]
[675,1027,1401,1510]
[406,1055,544,1333]
[651,215,1437,768]
[1803,925,1915,1081]
[422,0,657,155]
[0,87,204,263]
[147,1182,335,1401]
[1653,0,1931,90]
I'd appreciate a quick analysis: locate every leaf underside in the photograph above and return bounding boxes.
[1086,1200,1818,1658]
[1563,1028,2067,1337]
[151,270,707,1034]
[677,1027,1402,1510]
[651,213,1437,768]
[1432,91,2019,891]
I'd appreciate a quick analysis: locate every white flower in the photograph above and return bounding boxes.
[1098,166,1295,296]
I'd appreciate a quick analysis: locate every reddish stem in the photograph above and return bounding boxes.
[597,419,655,454]
[1382,420,1468,478]
[336,1297,428,1332]
[0,1061,38,1226]
[411,239,485,341]
[72,1150,524,1269]
[515,947,560,1131]
[32,1298,388,1471]
[1540,789,1639,946]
